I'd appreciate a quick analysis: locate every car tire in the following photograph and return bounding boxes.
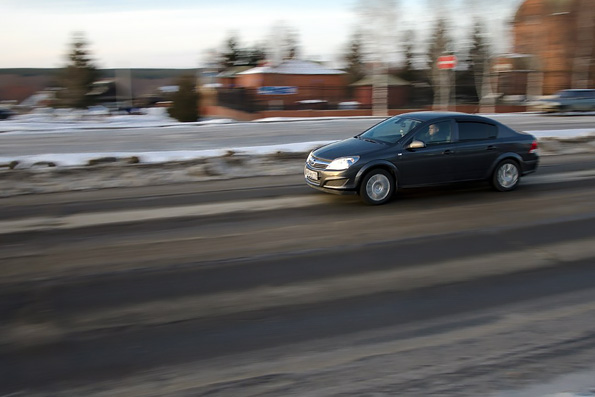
[359,169,394,205]
[492,160,520,192]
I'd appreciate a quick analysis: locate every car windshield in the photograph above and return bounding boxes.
[359,117,422,144]
[556,90,595,99]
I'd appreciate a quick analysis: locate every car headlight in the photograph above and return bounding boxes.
[326,156,360,170]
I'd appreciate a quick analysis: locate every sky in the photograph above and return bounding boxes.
[1,0,522,69]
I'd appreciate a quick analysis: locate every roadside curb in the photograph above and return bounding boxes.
[1,169,595,235]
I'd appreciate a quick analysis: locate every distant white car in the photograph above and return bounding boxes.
[532,89,595,113]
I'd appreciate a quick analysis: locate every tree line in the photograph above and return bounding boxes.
[55,3,499,121]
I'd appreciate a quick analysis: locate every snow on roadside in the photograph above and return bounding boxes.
[0,141,334,169]
[527,129,595,139]
[1,110,594,169]
[0,107,235,133]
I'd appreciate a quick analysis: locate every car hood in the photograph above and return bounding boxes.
[313,137,384,160]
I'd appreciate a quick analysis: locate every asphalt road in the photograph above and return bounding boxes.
[1,154,595,396]
[1,113,595,156]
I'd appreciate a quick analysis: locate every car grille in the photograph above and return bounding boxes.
[308,155,331,170]
[324,179,347,188]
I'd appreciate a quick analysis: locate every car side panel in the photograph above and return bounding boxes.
[452,138,501,181]
[393,143,457,186]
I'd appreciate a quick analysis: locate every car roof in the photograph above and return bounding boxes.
[398,111,496,123]
[560,89,595,92]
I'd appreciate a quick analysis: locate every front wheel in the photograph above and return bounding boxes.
[359,169,394,205]
[492,160,520,192]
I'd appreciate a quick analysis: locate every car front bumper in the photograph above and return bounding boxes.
[304,164,359,195]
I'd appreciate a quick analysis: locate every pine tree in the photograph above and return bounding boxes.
[344,32,366,84]
[57,32,100,108]
[222,35,241,69]
[267,22,301,65]
[221,36,266,68]
[168,74,199,122]
[468,20,490,102]
[400,29,417,82]
[245,45,267,66]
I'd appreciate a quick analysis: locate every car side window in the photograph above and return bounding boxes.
[415,121,452,146]
[457,122,498,142]
[361,117,422,144]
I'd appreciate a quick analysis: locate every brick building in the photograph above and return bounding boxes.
[350,75,412,109]
[512,0,595,94]
[232,60,347,110]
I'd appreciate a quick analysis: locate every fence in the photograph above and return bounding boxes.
[216,86,355,113]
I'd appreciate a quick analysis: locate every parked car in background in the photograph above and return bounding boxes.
[0,108,15,120]
[531,89,595,113]
[305,112,539,205]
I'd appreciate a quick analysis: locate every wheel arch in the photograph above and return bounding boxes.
[355,160,399,189]
[487,153,522,179]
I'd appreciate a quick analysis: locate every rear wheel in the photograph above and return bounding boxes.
[359,169,394,205]
[492,160,520,192]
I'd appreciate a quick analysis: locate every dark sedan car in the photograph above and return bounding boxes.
[304,112,539,205]
[0,108,15,120]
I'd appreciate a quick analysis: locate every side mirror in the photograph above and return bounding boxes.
[407,140,426,150]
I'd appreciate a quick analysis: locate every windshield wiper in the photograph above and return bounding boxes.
[361,137,378,143]
[356,136,387,144]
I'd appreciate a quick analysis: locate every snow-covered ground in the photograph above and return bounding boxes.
[0,107,235,133]
[1,108,594,168]
[0,142,334,169]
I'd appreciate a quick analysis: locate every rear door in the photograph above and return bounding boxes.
[573,91,591,111]
[453,120,501,181]
[586,90,595,111]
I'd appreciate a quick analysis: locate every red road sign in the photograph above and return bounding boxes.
[437,55,457,70]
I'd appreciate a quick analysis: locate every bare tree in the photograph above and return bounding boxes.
[572,0,595,88]
[354,0,399,116]
[468,19,494,109]
[266,22,300,66]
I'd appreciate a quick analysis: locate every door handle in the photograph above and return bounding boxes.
[487,145,496,150]
[443,149,453,155]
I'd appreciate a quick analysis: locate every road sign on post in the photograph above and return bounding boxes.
[437,55,457,111]
[437,55,457,70]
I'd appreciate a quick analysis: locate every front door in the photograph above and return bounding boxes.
[395,120,456,186]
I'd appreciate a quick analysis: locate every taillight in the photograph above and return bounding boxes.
[529,140,538,153]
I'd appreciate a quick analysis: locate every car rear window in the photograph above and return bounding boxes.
[457,122,498,141]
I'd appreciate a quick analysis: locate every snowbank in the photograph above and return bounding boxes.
[0,107,235,133]
[0,141,334,169]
